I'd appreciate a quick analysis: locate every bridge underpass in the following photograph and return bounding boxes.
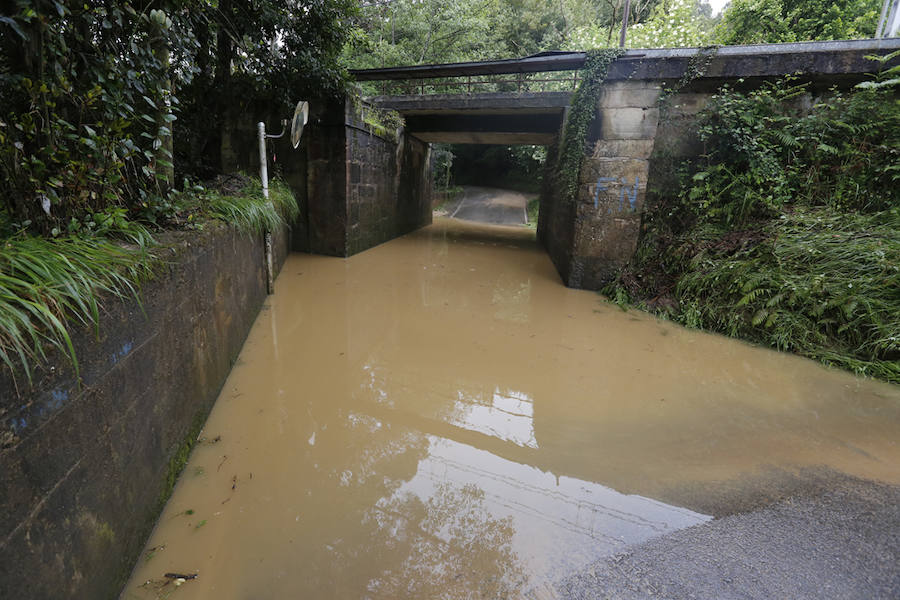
[373,91,571,145]
[297,38,900,290]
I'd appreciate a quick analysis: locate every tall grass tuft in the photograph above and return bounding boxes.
[675,208,900,382]
[206,178,299,235]
[0,232,154,383]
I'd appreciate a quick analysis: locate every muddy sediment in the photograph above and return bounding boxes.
[121,218,900,599]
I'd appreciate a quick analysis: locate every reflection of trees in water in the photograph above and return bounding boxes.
[365,482,528,599]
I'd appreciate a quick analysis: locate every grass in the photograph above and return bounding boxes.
[0,176,297,385]
[613,207,900,383]
[206,178,298,235]
[676,208,899,382]
[0,229,154,384]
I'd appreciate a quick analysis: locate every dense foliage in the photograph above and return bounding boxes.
[605,58,900,382]
[344,0,663,70]
[0,1,344,381]
[715,0,883,44]
[685,78,899,226]
[450,145,546,193]
[0,0,354,233]
[568,0,715,49]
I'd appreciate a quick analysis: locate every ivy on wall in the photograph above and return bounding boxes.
[550,48,626,208]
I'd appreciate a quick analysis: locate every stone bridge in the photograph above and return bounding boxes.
[295,39,899,290]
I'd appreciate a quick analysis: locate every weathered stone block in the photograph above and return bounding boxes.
[598,82,663,108]
[660,92,710,117]
[592,139,656,159]
[579,157,650,186]
[600,107,659,140]
[566,212,642,288]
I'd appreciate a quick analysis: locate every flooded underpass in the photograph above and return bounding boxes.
[123,218,900,599]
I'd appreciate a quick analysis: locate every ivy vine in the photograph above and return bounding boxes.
[552,48,625,206]
[658,45,719,111]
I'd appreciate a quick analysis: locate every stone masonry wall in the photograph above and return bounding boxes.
[308,99,432,257]
[0,224,289,600]
[220,98,432,258]
[346,124,432,255]
[570,81,662,289]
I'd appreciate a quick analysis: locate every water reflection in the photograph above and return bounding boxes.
[122,218,900,600]
[449,388,538,449]
[379,435,708,596]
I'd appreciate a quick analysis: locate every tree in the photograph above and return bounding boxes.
[627,0,716,48]
[715,0,883,44]
[0,0,357,231]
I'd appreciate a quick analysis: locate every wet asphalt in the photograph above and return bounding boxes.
[557,471,900,599]
[442,186,532,225]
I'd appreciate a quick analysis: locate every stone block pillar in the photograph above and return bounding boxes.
[567,81,662,289]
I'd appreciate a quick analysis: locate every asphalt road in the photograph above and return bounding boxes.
[439,185,534,225]
[557,470,900,599]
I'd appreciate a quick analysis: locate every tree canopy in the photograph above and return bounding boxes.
[0,0,356,232]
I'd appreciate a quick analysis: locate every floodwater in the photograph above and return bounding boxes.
[122,218,900,599]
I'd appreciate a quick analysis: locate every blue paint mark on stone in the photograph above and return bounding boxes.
[48,388,68,411]
[111,340,134,365]
[595,176,641,213]
[620,176,639,212]
[593,177,617,209]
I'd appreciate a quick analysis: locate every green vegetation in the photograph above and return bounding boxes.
[674,209,899,381]
[605,59,900,382]
[0,177,294,383]
[0,229,154,383]
[206,179,299,236]
[553,49,625,206]
[0,0,339,382]
[715,0,883,45]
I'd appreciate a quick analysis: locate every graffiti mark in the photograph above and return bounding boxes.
[621,176,640,212]
[110,340,134,365]
[593,177,617,209]
[594,175,641,213]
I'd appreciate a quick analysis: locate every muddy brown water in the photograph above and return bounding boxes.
[122,218,900,599]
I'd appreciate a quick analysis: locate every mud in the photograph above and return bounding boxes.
[121,218,900,599]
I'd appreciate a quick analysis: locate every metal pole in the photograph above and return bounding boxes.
[258,122,269,199]
[258,121,274,295]
[619,0,632,48]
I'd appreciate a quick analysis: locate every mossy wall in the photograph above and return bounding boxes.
[0,223,290,600]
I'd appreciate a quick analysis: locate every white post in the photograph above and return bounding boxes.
[258,121,269,199]
[258,121,274,294]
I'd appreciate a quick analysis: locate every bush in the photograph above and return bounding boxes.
[684,79,900,227]
[675,209,900,382]
[606,68,900,382]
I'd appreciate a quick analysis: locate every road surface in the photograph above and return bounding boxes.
[438,185,534,226]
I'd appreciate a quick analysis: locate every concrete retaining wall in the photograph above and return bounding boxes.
[0,224,289,600]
